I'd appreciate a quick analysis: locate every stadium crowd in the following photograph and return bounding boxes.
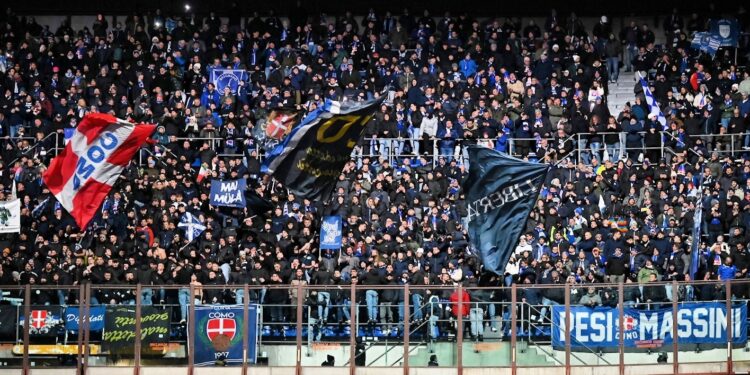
[0,6,750,336]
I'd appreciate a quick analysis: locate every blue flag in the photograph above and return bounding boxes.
[178,212,206,242]
[210,69,247,94]
[463,146,548,275]
[638,74,668,130]
[63,128,75,144]
[691,32,722,56]
[209,179,247,208]
[320,216,343,249]
[709,19,740,47]
[690,175,704,279]
[31,197,50,219]
[262,97,384,201]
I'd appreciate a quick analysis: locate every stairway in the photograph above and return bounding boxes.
[607,71,637,117]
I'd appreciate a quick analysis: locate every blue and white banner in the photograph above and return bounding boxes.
[209,179,247,208]
[690,32,721,56]
[210,69,247,94]
[638,74,667,130]
[178,212,206,242]
[709,19,740,47]
[193,305,259,366]
[64,306,105,332]
[552,302,747,349]
[320,216,343,249]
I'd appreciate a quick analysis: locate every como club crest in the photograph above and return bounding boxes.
[264,111,298,141]
[195,307,244,353]
[207,317,236,341]
[623,314,639,331]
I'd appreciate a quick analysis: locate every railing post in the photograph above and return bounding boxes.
[457,284,463,375]
[134,284,142,375]
[511,284,517,375]
[576,133,581,165]
[432,138,438,167]
[77,284,84,375]
[403,284,410,375]
[22,284,30,375]
[671,280,678,375]
[660,131,665,160]
[296,284,304,375]
[83,283,92,373]
[188,284,195,375]
[726,281,733,374]
[618,282,624,375]
[242,284,250,375]
[564,283,571,375]
[349,284,356,375]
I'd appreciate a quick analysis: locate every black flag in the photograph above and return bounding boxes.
[463,146,549,275]
[262,97,384,201]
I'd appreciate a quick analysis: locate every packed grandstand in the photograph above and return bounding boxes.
[0,6,750,352]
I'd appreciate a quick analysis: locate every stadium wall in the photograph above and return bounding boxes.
[24,15,667,46]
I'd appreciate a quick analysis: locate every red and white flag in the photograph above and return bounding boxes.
[43,113,155,229]
[264,110,297,140]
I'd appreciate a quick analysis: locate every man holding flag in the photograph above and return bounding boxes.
[637,73,668,131]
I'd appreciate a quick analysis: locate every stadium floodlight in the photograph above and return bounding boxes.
[185,4,191,11]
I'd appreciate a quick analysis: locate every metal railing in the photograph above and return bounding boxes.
[6,130,750,172]
[0,279,747,373]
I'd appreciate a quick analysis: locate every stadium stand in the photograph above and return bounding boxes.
[0,5,749,371]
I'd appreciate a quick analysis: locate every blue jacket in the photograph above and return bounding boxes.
[717,264,737,281]
[459,58,477,79]
[201,89,221,108]
[437,126,460,148]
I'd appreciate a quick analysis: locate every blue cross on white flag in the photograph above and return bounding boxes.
[179,212,206,242]
[638,74,667,130]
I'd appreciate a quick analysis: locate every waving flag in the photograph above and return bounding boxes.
[463,146,549,275]
[43,113,155,229]
[690,175,705,279]
[197,163,210,183]
[691,32,722,56]
[709,19,740,47]
[179,212,206,242]
[263,110,299,140]
[210,69,247,94]
[262,97,384,201]
[638,74,667,130]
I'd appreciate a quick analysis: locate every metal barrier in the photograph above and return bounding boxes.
[0,279,748,373]
[6,130,750,172]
